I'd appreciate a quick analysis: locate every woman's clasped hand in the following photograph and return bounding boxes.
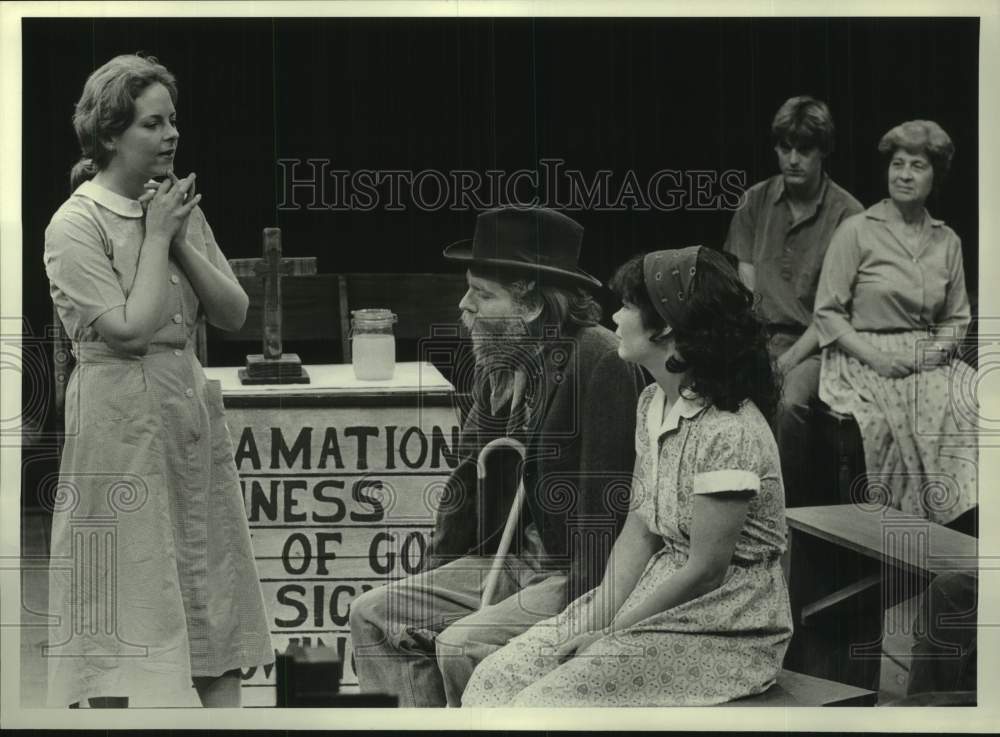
[140,171,200,244]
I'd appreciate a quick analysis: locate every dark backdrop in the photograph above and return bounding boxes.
[20,16,979,507]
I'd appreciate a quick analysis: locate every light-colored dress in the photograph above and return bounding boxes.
[43,180,273,706]
[814,201,978,525]
[462,386,792,706]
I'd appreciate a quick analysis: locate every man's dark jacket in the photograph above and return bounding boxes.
[425,323,646,605]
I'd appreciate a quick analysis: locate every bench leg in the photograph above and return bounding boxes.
[785,531,884,692]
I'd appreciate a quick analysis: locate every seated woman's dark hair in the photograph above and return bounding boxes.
[609,248,779,418]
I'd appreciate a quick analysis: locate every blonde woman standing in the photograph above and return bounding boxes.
[44,54,272,708]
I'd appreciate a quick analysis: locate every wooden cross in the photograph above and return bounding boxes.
[230,228,317,384]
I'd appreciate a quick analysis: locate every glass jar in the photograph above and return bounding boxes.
[351,308,398,380]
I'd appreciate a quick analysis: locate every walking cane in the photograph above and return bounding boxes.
[477,437,528,611]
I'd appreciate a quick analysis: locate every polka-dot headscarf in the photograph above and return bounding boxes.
[642,246,702,326]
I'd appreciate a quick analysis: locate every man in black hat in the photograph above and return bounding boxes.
[350,207,644,706]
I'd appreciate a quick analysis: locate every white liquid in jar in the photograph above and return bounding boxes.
[352,334,396,380]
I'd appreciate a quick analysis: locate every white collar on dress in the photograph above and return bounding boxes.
[648,384,708,442]
[75,179,144,219]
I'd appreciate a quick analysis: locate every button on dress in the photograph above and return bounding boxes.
[43,180,273,706]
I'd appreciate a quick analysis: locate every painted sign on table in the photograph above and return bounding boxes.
[203,363,460,706]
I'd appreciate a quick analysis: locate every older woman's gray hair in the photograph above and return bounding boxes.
[878,120,955,184]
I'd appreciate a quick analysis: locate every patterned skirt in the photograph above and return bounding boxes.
[818,329,978,525]
[462,542,792,707]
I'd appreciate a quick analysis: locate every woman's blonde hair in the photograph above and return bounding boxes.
[69,54,177,189]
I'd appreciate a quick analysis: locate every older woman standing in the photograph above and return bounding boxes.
[814,121,977,533]
[44,54,273,707]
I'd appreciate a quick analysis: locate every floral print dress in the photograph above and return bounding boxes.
[462,385,793,706]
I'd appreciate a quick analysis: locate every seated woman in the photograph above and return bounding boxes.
[814,120,977,534]
[461,247,792,707]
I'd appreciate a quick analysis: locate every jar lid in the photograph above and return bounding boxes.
[351,308,397,323]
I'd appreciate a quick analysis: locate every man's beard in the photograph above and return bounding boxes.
[462,313,535,369]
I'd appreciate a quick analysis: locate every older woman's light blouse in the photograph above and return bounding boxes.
[814,199,970,348]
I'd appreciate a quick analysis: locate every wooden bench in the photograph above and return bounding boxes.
[787,505,977,578]
[783,504,977,691]
[731,669,876,707]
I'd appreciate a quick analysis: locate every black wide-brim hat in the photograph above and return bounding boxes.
[442,206,602,289]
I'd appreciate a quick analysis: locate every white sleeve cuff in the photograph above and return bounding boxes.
[693,470,760,495]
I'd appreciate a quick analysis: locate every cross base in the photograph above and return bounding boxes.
[239,353,311,384]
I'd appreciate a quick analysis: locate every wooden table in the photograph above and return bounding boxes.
[203,362,460,706]
[206,361,456,407]
[783,505,977,692]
